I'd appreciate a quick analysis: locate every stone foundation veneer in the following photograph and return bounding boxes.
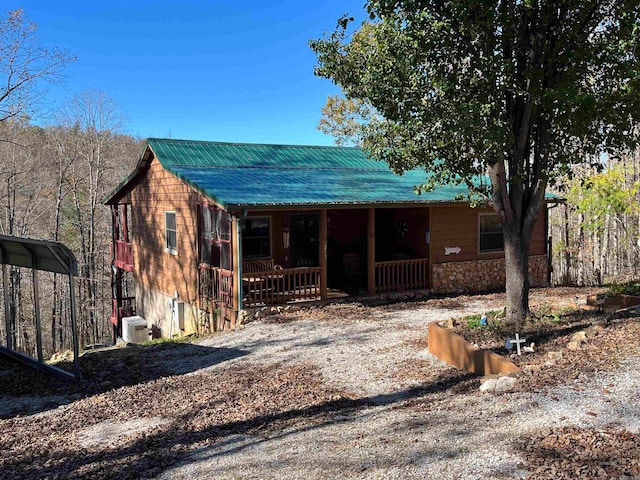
[431,254,548,294]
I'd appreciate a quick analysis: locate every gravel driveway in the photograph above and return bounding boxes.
[1,288,638,479]
[157,289,640,479]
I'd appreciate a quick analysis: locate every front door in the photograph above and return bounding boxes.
[290,214,319,267]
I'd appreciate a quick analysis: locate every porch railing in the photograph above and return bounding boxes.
[112,240,133,271]
[375,258,429,293]
[243,267,321,307]
[199,265,233,310]
[111,296,136,326]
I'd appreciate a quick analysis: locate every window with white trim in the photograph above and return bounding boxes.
[165,211,177,254]
[479,214,504,253]
[241,217,271,258]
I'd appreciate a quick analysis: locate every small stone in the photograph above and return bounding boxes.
[571,331,587,342]
[495,375,518,393]
[523,364,542,373]
[547,351,563,360]
[479,378,497,392]
[587,324,604,335]
[567,340,581,351]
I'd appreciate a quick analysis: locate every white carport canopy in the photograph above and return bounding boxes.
[0,234,80,380]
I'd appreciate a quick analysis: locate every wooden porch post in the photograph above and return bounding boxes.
[320,209,328,300]
[368,207,376,294]
[427,207,433,290]
[122,204,129,243]
[2,261,12,350]
[231,216,241,321]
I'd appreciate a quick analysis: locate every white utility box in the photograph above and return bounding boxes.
[122,315,148,344]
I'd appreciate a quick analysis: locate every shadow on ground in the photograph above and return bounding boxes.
[0,366,478,480]
[0,342,248,418]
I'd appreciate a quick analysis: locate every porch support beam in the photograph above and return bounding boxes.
[231,216,241,322]
[32,266,43,363]
[320,209,328,300]
[2,261,12,350]
[367,207,376,294]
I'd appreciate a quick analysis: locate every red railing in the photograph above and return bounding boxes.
[111,296,136,326]
[375,258,429,292]
[243,267,321,307]
[113,240,133,271]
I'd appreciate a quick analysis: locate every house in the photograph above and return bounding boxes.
[104,138,550,338]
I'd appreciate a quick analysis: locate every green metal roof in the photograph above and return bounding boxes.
[105,138,492,208]
[141,138,474,209]
[148,138,377,170]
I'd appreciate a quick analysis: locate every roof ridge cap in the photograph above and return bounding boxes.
[147,137,362,150]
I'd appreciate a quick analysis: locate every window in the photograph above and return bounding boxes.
[241,217,271,258]
[165,211,177,254]
[479,214,504,253]
[200,205,232,269]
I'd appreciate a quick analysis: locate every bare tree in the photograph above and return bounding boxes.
[0,9,74,125]
[56,89,132,345]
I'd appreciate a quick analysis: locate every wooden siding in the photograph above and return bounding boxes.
[129,158,206,305]
[430,205,546,265]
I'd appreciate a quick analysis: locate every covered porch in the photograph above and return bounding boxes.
[198,205,431,314]
[241,259,429,308]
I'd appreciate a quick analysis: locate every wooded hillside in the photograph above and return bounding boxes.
[549,152,640,287]
[0,114,140,357]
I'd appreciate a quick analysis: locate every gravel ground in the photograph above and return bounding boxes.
[1,287,638,479]
[155,288,639,479]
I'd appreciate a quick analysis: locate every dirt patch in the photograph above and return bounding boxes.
[0,341,248,417]
[77,417,171,449]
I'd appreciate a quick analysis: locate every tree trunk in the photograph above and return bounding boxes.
[503,224,531,331]
[577,212,585,285]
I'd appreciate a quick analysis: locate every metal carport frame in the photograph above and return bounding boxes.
[0,234,80,380]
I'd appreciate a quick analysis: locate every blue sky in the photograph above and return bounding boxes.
[5,1,366,145]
